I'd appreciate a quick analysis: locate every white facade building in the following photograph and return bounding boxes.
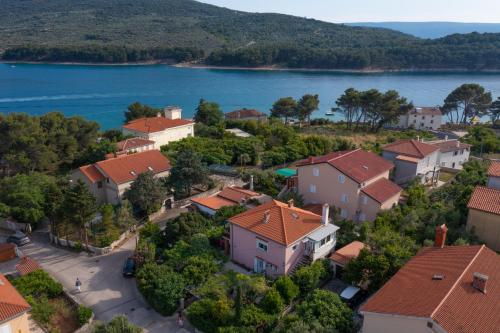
[429,138,471,170]
[395,107,443,130]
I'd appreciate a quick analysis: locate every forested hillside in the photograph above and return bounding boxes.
[2,0,500,70]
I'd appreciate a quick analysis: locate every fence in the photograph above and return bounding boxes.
[49,229,134,255]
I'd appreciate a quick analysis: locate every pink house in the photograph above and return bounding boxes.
[228,199,339,277]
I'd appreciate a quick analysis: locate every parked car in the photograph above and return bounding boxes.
[7,232,30,246]
[122,257,136,277]
[340,286,366,309]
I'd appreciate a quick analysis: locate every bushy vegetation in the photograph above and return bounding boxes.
[92,315,142,333]
[77,305,93,325]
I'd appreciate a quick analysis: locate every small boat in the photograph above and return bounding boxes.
[10,65,16,68]
[325,110,335,116]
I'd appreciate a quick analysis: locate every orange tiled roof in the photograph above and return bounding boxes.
[329,241,365,266]
[395,154,420,163]
[383,140,439,158]
[467,186,500,215]
[78,164,105,183]
[0,273,31,322]
[488,161,500,177]
[228,200,323,246]
[123,117,193,133]
[191,196,237,210]
[361,178,402,204]
[297,149,394,184]
[430,139,471,153]
[15,257,41,276]
[96,150,171,184]
[361,245,500,333]
[409,107,442,116]
[225,109,266,119]
[116,138,155,151]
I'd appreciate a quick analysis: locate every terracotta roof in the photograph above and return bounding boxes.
[488,161,500,177]
[123,117,193,133]
[361,178,402,204]
[430,139,472,153]
[409,107,442,116]
[0,273,31,322]
[329,241,365,266]
[225,109,266,119]
[96,150,171,184]
[303,204,324,215]
[228,200,324,246]
[116,138,155,151]
[191,196,237,210]
[15,257,41,276]
[395,155,420,163]
[383,140,439,158]
[297,149,394,183]
[78,164,105,183]
[361,245,500,333]
[467,186,500,215]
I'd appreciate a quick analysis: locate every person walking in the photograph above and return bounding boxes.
[75,278,82,293]
[177,311,184,328]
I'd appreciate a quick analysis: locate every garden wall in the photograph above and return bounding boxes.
[49,229,133,255]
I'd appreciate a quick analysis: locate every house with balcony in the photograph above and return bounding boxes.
[429,138,471,170]
[393,107,443,130]
[227,200,338,277]
[382,139,440,185]
[360,225,500,333]
[295,149,402,222]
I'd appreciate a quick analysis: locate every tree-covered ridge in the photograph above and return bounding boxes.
[3,0,500,69]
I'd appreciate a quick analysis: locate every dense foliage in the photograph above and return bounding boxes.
[92,315,142,333]
[124,171,166,215]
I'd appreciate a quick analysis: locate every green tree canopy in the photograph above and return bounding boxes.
[490,97,500,126]
[93,315,142,333]
[336,88,362,129]
[124,102,160,123]
[194,99,224,127]
[442,84,492,124]
[297,94,319,123]
[125,171,165,215]
[270,97,297,123]
[168,150,209,197]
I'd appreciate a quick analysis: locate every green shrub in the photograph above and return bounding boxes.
[12,270,63,298]
[27,295,54,325]
[181,255,219,287]
[293,260,329,294]
[77,305,93,326]
[273,276,299,304]
[187,298,233,333]
[92,315,142,333]
[136,263,185,316]
[239,304,272,327]
[259,289,284,314]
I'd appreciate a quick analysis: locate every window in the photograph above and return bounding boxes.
[266,263,278,272]
[292,244,298,251]
[313,167,320,177]
[326,235,331,243]
[362,195,368,205]
[341,194,348,203]
[256,239,268,252]
[338,174,345,183]
[97,181,103,189]
[0,324,12,333]
[359,213,366,222]
[441,162,446,167]
[309,184,316,193]
[320,238,326,246]
[430,120,434,124]
[340,209,348,218]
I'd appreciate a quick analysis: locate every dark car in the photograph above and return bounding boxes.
[122,257,136,277]
[7,232,30,246]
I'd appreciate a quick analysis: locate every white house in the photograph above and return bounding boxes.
[122,106,194,147]
[394,107,442,130]
[71,150,171,205]
[429,138,471,170]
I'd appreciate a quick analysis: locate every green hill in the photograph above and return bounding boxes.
[2,0,500,70]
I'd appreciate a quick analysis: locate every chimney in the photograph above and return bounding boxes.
[308,156,314,164]
[287,199,294,208]
[416,135,420,142]
[456,140,460,148]
[321,203,329,225]
[249,175,254,191]
[156,112,162,118]
[263,210,270,224]
[434,224,448,248]
[472,272,488,293]
[444,135,448,141]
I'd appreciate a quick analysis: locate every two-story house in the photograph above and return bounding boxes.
[228,200,338,276]
[467,161,500,251]
[429,138,471,170]
[122,106,194,147]
[296,149,402,222]
[394,107,443,130]
[382,139,440,185]
[360,225,499,333]
[71,150,171,205]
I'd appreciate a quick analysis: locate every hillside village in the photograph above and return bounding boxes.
[0,85,499,333]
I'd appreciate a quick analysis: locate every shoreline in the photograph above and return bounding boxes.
[3,60,500,74]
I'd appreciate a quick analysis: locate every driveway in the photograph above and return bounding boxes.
[1,230,193,333]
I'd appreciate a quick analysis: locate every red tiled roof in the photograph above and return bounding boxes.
[329,241,365,266]
[225,109,266,119]
[361,245,500,333]
[488,161,500,177]
[297,149,394,183]
[229,200,323,246]
[467,186,500,215]
[430,139,472,153]
[361,178,402,204]
[0,273,31,322]
[78,164,105,183]
[409,107,442,116]
[123,117,193,133]
[15,257,41,276]
[192,187,260,211]
[383,140,439,158]
[395,155,420,163]
[116,138,155,151]
[191,196,237,210]
[96,150,171,184]
[303,204,324,215]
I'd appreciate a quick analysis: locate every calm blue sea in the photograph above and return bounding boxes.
[2,63,500,129]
